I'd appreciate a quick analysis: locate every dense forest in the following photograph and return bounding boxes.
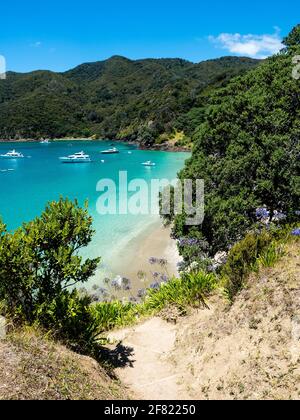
[170,25,300,260]
[0,56,259,145]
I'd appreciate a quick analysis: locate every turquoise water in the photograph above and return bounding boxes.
[0,140,188,284]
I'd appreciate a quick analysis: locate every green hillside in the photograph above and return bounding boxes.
[0,56,259,144]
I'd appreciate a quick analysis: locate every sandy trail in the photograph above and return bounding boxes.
[108,317,188,400]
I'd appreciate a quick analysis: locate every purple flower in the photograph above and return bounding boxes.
[152,272,160,279]
[160,274,169,283]
[292,228,300,236]
[256,208,270,220]
[149,257,158,265]
[158,258,168,268]
[178,238,208,249]
[137,289,146,298]
[150,282,160,290]
[295,211,300,216]
[98,287,109,296]
[121,277,132,291]
[111,275,122,290]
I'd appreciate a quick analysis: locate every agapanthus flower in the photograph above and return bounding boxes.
[160,274,169,283]
[137,289,146,298]
[111,275,123,290]
[150,282,160,290]
[178,238,208,249]
[152,272,160,279]
[256,208,270,220]
[292,228,300,236]
[149,257,158,265]
[98,287,109,296]
[295,211,300,216]
[273,211,287,221]
[158,258,168,268]
[121,277,132,291]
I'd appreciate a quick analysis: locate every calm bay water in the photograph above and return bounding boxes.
[0,140,188,284]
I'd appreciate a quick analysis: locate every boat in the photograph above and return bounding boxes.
[0,150,24,159]
[101,147,119,155]
[59,151,91,163]
[40,139,50,144]
[141,161,156,167]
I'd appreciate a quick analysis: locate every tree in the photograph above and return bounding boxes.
[283,24,300,48]
[0,198,100,323]
[169,39,300,258]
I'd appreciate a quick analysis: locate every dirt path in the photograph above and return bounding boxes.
[108,317,188,400]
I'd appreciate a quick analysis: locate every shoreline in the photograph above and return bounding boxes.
[0,138,191,152]
[110,221,182,289]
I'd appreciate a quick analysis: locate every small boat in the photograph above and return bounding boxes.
[40,139,50,144]
[141,161,156,167]
[59,151,91,163]
[0,150,24,159]
[101,147,119,155]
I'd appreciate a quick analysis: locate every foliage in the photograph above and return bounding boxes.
[170,28,300,259]
[91,301,140,331]
[0,198,100,350]
[143,271,216,312]
[0,56,259,144]
[35,290,102,353]
[221,225,298,300]
[90,271,217,331]
[221,230,273,300]
[283,24,300,48]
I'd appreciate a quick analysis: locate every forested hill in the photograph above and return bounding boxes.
[0,55,259,144]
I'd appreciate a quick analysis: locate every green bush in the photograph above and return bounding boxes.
[92,301,140,331]
[221,230,273,300]
[0,198,100,351]
[35,290,102,353]
[143,271,216,313]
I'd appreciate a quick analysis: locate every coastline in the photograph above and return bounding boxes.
[0,137,191,152]
[110,221,182,289]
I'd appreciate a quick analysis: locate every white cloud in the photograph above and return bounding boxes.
[209,30,283,59]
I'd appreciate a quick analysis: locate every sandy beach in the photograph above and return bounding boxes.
[111,221,182,289]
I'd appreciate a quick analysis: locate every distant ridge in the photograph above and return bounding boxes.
[0,55,260,144]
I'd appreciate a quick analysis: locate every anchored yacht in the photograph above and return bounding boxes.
[101,147,119,155]
[141,161,156,167]
[59,151,91,163]
[0,150,24,159]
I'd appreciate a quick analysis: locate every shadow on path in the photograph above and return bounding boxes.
[100,342,135,369]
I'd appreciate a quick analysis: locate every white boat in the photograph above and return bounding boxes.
[0,150,24,159]
[141,161,156,167]
[59,151,91,163]
[40,139,50,144]
[101,147,119,155]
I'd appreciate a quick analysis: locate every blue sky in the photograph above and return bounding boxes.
[0,0,298,72]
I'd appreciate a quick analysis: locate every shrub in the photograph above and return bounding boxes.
[0,198,100,350]
[221,230,273,300]
[143,271,216,313]
[92,301,140,331]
